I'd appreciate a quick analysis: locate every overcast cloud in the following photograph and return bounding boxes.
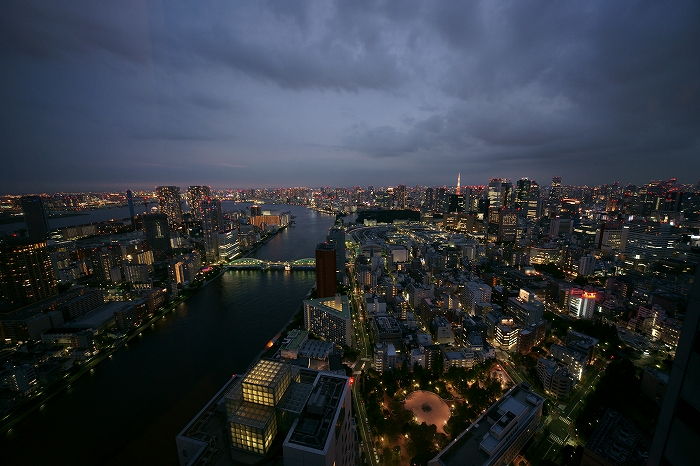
[1,0,698,193]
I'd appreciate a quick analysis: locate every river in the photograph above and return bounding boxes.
[0,204,336,465]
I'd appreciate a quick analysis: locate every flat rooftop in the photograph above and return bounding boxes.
[285,374,349,452]
[63,301,130,328]
[283,329,309,352]
[430,383,544,466]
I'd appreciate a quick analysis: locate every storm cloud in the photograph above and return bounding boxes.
[1,0,698,192]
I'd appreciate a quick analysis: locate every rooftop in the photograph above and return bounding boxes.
[430,383,544,466]
[304,295,351,320]
[242,358,289,389]
[284,374,349,452]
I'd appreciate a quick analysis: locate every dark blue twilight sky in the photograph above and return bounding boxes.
[1,1,699,193]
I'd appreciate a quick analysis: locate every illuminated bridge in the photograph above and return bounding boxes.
[226,258,315,270]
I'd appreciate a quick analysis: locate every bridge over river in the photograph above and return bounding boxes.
[226,257,315,270]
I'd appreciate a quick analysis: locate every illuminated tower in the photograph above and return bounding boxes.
[156,186,183,227]
[20,196,50,241]
[457,172,461,195]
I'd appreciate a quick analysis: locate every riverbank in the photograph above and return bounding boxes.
[0,288,194,435]
[0,218,297,434]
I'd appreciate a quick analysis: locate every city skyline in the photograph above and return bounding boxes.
[2,2,699,193]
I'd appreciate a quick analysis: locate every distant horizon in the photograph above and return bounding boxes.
[2,175,699,197]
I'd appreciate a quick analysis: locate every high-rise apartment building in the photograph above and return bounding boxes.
[303,294,352,346]
[187,186,212,220]
[156,186,183,227]
[20,195,50,241]
[202,199,223,263]
[0,239,57,305]
[315,242,336,298]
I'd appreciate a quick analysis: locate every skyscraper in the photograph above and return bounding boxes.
[395,184,407,209]
[187,186,212,220]
[202,199,223,263]
[0,239,57,305]
[327,225,346,282]
[156,186,183,227]
[457,172,461,195]
[126,190,136,229]
[315,243,336,298]
[550,176,562,202]
[488,178,513,209]
[143,213,171,256]
[648,267,700,466]
[20,195,50,241]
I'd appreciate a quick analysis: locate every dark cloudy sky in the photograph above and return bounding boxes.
[1,1,699,193]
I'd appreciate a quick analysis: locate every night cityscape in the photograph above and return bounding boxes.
[1,2,700,466]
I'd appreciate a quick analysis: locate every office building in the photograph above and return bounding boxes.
[429,383,544,466]
[550,176,562,202]
[143,213,171,256]
[126,189,136,228]
[216,230,239,261]
[395,184,407,209]
[187,186,211,220]
[648,267,700,466]
[461,282,492,315]
[579,255,596,277]
[0,239,57,305]
[487,207,518,243]
[373,315,402,345]
[626,221,677,262]
[282,372,356,466]
[176,360,355,466]
[20,195,50,241]
[595,222,628,252]
[303,294,352,346]
[156,186,183,227]
[507,289,544,327]
[315,243,337,298]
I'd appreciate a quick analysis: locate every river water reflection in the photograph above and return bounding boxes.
[1,204,335,465]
